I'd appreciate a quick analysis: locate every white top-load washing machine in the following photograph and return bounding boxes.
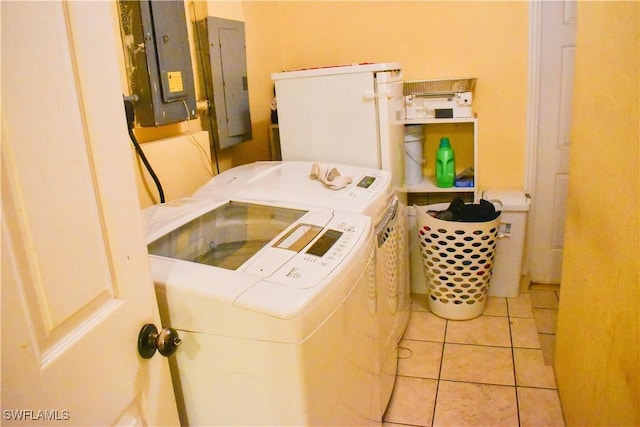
[192,160,411,417]
[144,197,380,426]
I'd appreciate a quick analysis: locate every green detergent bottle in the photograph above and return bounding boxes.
[435,137,455,188]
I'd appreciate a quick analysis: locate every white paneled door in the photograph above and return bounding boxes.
[1,2,179,425]
[529,0,577,284]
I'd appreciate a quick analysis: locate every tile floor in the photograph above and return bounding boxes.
[382,289,564,427]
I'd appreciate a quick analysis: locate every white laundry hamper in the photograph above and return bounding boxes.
[415,203,502,320]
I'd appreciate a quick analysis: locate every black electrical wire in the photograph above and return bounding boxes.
[124,99,165,204]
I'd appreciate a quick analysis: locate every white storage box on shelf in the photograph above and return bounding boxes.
[482,190,531,298]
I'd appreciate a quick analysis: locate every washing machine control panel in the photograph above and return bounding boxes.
[233,210,372,319]
[344,169,387,200]
[306,229,343,257]
[267,214,370,289]
[356,175,377,189]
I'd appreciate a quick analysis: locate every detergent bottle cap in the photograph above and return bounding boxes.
[439,137,451,148]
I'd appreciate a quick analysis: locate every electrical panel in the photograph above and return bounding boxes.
[119,0,196,127]
[198,17,252,149]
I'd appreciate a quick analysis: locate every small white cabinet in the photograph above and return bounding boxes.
[402,116,478,204]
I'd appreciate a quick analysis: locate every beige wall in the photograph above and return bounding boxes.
[273,1,529,189]
[230,1,529,190]
[125,1,529,208]
[132,131,214,207]
[205,1,283,170]
[555,2,639,425]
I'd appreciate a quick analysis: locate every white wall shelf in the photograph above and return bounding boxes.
[401,117,478,202]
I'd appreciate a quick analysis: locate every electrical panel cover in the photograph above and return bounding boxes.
[198,17,252,149]
[119,0,197,127]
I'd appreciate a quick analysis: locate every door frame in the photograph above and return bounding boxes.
[525,1,577,284]
[525,0,542,197]
[524,0,542,282]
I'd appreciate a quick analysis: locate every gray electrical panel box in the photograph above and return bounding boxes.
[119,0,196,127]
[198,17,252,149]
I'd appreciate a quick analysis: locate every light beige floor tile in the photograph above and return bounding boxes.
[403,311,447,342]
[446,316,511,347]
[528,289,559,309]
[517,387,565,426]
[513,348,557,389]
[538,333,557,365]
[533,308,558,334]
[528,283,560,292]
[510,318,541,349]
[398,339,443,379]
[507,293,534,318]
[433,381,519,427]
[411,293,431,312]
[484,296,508,316]
[440,344,514,386]
[384,376,437,426]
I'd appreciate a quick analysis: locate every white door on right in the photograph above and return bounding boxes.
[530,0,577,284]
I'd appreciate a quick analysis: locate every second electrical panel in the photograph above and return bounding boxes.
[202,17,252,149]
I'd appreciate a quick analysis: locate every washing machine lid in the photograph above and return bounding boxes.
[143,197,372,324]
[193,161,392,219]
[145,198,346,278]
[146,199,311,270]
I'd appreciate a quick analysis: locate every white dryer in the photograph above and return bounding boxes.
[144,197,380,426]
[192,160,411,417]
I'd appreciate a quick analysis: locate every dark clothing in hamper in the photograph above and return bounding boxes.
[434,197,501,222]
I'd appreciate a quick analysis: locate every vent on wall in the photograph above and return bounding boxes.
[118,0,197,127]
[197,17,252,150]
